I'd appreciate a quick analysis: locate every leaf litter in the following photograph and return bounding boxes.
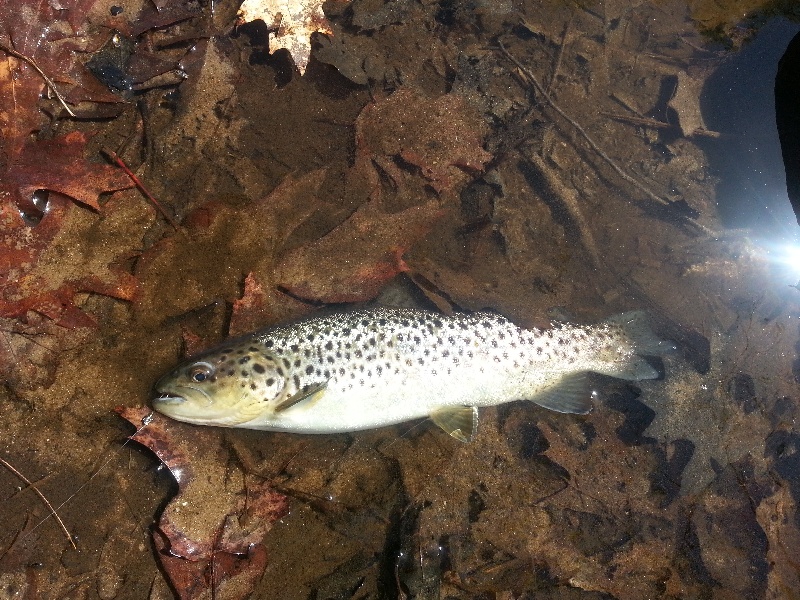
[1,0,799,598]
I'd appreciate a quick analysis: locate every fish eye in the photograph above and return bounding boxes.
[188,362,215,383]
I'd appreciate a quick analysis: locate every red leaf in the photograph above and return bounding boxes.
[0,190,138,326]
[2,131,133,212]
[117,407,290,600]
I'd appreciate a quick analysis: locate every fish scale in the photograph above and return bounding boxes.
[152,307,673,440]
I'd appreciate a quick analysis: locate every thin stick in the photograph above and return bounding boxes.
[102,149,181,230]
[547,14,574,93]
[0,457,77,550]
[601,112,721,138]
[0,42,76,118]
[498,41,715,236]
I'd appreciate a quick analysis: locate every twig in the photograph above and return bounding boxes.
[498,40,715,236]
[0,457,76,550]
[102,149,181,230]
[602,112,721,138]
[0,42,76,118]
[547,14,574,93]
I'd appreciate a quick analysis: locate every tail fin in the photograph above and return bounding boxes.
[594,311,675,381]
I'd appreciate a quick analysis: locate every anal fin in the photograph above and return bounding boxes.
[430,406,479,442]
[530,372,593,414]
[274,381,327,413]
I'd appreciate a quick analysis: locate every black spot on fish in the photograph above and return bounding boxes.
[236,349,245,355]
[250,383,257,390]
[239,356,251,364]
[355,350,363,358]
[220,355,228,362]
[327,356,335,364]
[376,365,383,375]
[324,369,330,378]
[253,364,265,374]
[227,369,235,376]
[293,374,301,388]
[433,319,443,328]
[305,365,314,375]
[241,370,249,376]
[282,358,291,368]
[342,327,351,335]
[369,337,376,346]
[249,346,260,352]
[536,347,543,355]
[265,340,274,348]
[361,319,370,327]
[290,344,299,352]
[491,340,498,348]
[266,378,276,386]
[339,368,345,375]
[413,336,421,344]
[378,318,387,326]
[304,349,311,357]
[276,367,284,376]
[325,341,334,351]
[294,359,301,367]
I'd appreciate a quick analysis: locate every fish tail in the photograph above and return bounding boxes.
[595,311,675,381]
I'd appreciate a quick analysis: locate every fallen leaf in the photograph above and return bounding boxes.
[237,0,339,74]
[1,131,133,212]
[229,272,313,336]
[118,407,290,600]
[275,197,442,303]
[353,88,493,195]
[0,189,139,327]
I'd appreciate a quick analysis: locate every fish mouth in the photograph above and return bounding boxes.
[152,384,213,408]
[152,392,186,405]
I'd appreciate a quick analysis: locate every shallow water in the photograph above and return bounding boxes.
[1,0,799,598]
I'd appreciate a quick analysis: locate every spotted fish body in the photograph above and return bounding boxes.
[153,308,672,440]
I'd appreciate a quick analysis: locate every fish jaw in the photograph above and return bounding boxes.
[153,380,269,427]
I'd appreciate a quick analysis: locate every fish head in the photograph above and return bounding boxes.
[152,343,285,426]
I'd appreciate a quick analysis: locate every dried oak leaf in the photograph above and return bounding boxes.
[0,0,119,141]
[237,0,340,74]
[353,88,492,194]
[229,272,313,337]
[535,414,687,597]
[275,197,443,303]
[118,407,290,600]
[0,167,137,327]
[1,131,133,212]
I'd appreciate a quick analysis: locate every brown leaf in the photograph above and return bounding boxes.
[275,197,443,303]
[229,272,313,337]
[117,407,290,600]
[0,189,138,327]
[2,131,133,212]
[353,88,492,194]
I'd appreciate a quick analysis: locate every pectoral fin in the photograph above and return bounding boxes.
[530,372,593,414]
[430,406,479,442]
[274,381,328,413]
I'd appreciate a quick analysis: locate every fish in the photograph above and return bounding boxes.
[152,308,673,441]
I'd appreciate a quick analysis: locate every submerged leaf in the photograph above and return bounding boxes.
[118,407,290,599]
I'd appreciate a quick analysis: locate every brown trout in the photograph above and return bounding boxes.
[152,308,672,441]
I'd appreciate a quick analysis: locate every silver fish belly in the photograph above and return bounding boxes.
[152,308,672,441]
